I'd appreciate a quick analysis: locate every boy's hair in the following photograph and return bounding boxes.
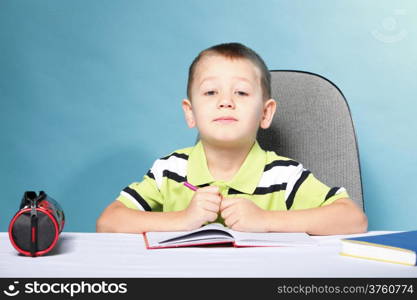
[187,42,271,101]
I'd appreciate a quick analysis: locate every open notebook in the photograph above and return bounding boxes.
[143,223,317,249]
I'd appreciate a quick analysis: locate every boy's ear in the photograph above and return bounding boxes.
[182,99,196,128]
[260,98,277,129]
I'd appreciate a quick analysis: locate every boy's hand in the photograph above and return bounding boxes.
[183,186,222,230]
[220,198,268,232]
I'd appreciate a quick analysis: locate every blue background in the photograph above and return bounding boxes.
[1,0,416,232]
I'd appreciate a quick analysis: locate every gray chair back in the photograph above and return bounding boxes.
[257,70,364,210]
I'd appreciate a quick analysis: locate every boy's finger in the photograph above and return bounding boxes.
[224,214,239,229]
[220,197,238,211]
[204,193,222,205]
[221,206,233,220]
[198,185,220,193]
[203,202,220,213]
[208,212,218,222]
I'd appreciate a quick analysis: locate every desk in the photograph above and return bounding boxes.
[0,232,416,278]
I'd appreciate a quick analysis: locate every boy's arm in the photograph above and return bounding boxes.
[96,201,187,233]
[96,186,223,233]
[264,198,368,235]
[220,197,367,235]
[261,163,367,235]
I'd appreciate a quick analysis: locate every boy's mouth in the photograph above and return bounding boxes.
[213,116,238,124]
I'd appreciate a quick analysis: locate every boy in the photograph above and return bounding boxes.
[97,43,367,235]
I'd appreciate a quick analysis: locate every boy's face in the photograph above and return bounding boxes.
[183,54,276,147]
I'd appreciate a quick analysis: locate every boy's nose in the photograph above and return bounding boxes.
[217,96,235,109]
[219,103,234,108]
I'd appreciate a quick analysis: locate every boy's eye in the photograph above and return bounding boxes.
[204,90,217,96]
[236,91,249,96]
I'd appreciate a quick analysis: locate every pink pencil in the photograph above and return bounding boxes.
[183,181,197,191]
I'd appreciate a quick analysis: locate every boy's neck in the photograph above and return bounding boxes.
[201,140,254,182]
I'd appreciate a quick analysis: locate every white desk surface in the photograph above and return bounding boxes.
[1,231,416,278]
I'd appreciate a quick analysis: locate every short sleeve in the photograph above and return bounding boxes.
[284,163,350,210]
[116,170,163,212]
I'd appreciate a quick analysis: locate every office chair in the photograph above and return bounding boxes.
[257,70,364,211]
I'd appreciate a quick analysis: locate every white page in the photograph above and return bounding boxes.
[145,223,317,248]
[230,230,317,247]
[145,223,234,248]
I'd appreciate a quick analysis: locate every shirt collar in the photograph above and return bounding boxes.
[187,140,266,194]
[187,140,214,186]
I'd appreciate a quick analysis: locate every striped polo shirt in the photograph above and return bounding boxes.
[117,140,349,222]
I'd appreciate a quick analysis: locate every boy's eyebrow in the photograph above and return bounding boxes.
[198,76,254,86]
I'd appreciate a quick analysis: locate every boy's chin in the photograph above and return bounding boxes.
[201,136,253,148]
